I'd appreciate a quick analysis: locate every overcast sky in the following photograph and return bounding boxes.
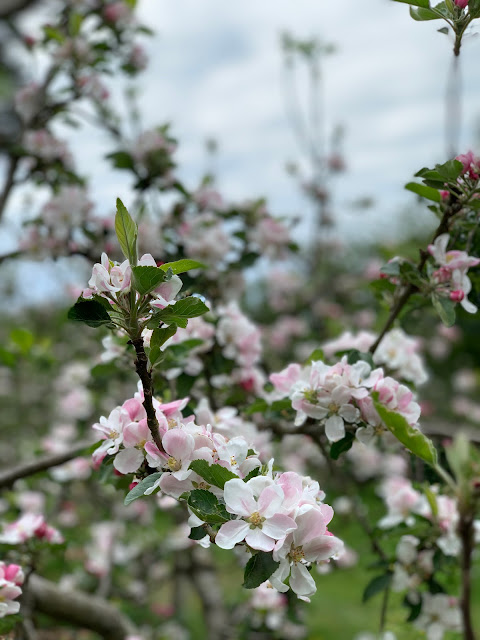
[128,0,480,244]
[10,0,480,246]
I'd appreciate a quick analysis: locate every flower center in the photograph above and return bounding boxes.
[109,429,119,439]
[248,511,265,528]
[289,545,305,564]
[328,402,339,413]
[167,456,181,472]
[303,389,318,404]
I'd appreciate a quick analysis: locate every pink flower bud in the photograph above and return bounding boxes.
[450,290,465,302]
[129,481,139,491]
[433,266,451,283]
[4,564,23,585]
[34,521,48,538]
[440,190,449,200]
[455,0,469,8]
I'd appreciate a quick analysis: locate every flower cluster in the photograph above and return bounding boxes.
[92,385,342,599]
[428,233,480,313]
[322,327,428,386]
[0,514,63,545]
[0,563,24,618]
[84,252,182,310]
[269,356,421,443]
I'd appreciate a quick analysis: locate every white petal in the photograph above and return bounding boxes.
[113,448,144,474]
[325,415,345,442]
[263,514,297,539]
[215,520,250,549]
[290,563,317,597]
[223,479,256,516]
[245,527,275,551]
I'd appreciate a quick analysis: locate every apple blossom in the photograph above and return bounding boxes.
[270,504,343,599]
[215,478,297,552]
[0,563,23,618]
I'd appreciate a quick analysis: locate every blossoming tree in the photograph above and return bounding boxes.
[1,1,480,639]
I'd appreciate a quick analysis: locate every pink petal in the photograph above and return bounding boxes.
[162,429,195,460]
[303,534,344,562]
[293,507,326,547]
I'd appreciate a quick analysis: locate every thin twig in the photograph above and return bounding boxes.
[0,440,91,489]
[0,156,19,223]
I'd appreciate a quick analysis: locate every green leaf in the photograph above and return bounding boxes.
[159,259,206,275]
[106,151,135,171]
[150,324,177,350]
[189,460,239,489]
[380,261,400,277]
[43,25,65,42]
[445,433,472,485]
[405,182,441,202]
[0,613,21,634]
[189,526,208,540]
[305,348,325,364]
[68,11,83,36]
[0,347,15,367]
[330,432,355,460]
[346,350,375,368]
[150,297,209,329]
[243,552,280,589]
[431,294,456,327]
[244,467,260,482]
[245,398,269,415]
[187,489,231,524]
[10,328,34,354]
[438,26,449,34]
[115,198,138,266]
[362,573,393,603]
[392,0,430,6]
[131,265,166,296]
[434,158,463,182]
[270,398,293,412]
[410,6,441,18]
[67,299,113,328]
[372,393,438,465]
[124,473,162,505]
[424,486,439,518]
[399,262,424,288]
[405,595,423,622]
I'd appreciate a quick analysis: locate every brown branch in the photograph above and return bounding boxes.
[0,156,19,223]
[131,336,163,452]
[27,574,136,639]
[0,441,91,489]
[0,0,38,18]
[458,507,476,640]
